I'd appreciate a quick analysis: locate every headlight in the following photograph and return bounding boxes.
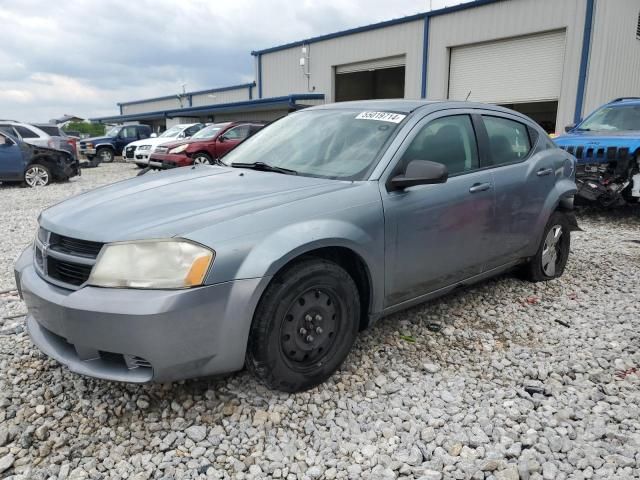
[138,145,151,151]
[168,144,189,154]
[88,240,214,289]
[85,142,93,148]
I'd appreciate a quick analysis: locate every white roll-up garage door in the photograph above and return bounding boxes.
[336,55,405,74]
[448,31,566,104]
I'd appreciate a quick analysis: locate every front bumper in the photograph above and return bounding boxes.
[149,153,191,169]
[127,150,152,165]
[15,246,267,383]
[79,148,96,157]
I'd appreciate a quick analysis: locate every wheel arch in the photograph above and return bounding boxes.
[266,245,374,331]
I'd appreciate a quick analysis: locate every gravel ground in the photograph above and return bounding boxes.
[0,164,639,479]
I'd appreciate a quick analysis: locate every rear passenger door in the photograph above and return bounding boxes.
[477,113,555,267]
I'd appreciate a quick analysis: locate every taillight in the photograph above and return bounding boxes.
[47,138,54,148]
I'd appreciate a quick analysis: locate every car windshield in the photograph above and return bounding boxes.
[221,109,405,180]
[191,125,223,139]
[159,126,184,138]
[106,127,120,137]
[578,105,640,132]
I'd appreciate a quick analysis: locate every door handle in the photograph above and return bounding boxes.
[469,182,492,193]
[537,168,554,177]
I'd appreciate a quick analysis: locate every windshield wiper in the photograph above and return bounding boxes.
[231,162,298,175]
[576,127,591,131]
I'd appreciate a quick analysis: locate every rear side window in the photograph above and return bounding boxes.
[37,126,63,136]
[482,116,531,166]
[14,125,40,139]
[400,115,479,176]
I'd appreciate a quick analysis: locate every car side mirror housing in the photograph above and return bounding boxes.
[389,160,448,190]
[218,136,226,142]
[564,123,577,133]
[150,133,158,138]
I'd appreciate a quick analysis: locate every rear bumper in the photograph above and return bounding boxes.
[15,246,268,383]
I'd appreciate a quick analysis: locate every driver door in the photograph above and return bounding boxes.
[116,126,139,154]
[381,112,496,307]
[216,125,250,157]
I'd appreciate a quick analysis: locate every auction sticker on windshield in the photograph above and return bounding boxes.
[355,111,406,123]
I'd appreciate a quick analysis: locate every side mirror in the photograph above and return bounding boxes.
[564,123,577,133]
[218,136,226,142]
[389,160,448,190]
[150,133,158,138]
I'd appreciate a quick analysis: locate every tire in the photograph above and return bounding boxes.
[523,211,571,282]
[192,153,212,165]
[246,258,360,392]
[135,163,146,169]
[24,164,51,187]
[96,147,114,163]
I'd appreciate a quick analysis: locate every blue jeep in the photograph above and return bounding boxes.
[554,98,640,206]
[78,124,152,164]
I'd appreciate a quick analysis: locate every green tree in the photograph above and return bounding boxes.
[63,121,105,137]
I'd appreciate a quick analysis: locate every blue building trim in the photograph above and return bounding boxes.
[251,0,504,56]
[575,0,595,124]
[117,82,256,107]
[257,54,263,99]
[91,94,325,123]
[421,15,429,99]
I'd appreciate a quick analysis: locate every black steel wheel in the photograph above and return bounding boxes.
[246,258,360,392]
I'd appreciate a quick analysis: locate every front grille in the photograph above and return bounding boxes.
[47,256,93,286]
[35,229,104,289]
[49,233,103,258]
[125,146,136,158]
[559,145,630,162]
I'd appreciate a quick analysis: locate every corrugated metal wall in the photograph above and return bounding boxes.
[259,20,424,101]
[121,97,182,115]
[191,87,250,107]
[214,109,288,123]
[583,0,640,117]
[428,0,586,132]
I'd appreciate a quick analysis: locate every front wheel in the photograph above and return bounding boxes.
[246,258,360,392]
[192,153,212,165]
[96,147,114,163]
[523,211,571,282]
[24,164,51,187]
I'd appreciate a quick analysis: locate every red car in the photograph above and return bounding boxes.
[148,121,266,168]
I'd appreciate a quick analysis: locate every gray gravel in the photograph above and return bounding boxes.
[1,164,639,479]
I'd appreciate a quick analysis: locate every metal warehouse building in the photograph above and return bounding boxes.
[93,0,640,134]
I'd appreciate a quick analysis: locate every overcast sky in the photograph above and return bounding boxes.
[0,0,470,123]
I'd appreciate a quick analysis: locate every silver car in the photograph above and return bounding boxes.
[14,101,578,392]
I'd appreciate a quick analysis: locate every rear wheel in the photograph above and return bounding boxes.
[192,153,212,165]
[523,211,570,282]
[96,147,114,163]
[246,258,360,392]
[24,164,51,187]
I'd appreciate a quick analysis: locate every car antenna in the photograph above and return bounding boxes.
[465,91,472,101]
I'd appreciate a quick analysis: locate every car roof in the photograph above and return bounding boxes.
[308,99,537,122]
[606,97,640,107]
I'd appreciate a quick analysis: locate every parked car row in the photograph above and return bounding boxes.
[0,120,78,160]
[0,130,79,186]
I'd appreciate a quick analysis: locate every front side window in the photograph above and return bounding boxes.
[578,105,640,132]
[222,125,250,140]
[221,109,404,180]
[483,116,532,166]
[122,127,138,138]
[400,115,479,176]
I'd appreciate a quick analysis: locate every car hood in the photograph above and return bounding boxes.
[39,166,354,242]
[555,130,640,147]
[80,136,113,144]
